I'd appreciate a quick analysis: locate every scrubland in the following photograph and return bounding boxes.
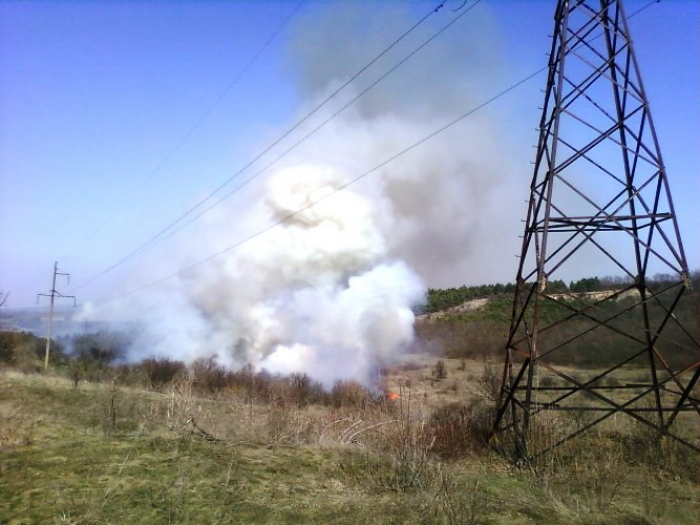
[1,350,698,524]
[2,277,699,523]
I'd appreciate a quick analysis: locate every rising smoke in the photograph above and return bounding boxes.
[82,2,517,387]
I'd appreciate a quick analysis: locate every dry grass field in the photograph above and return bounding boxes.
[2,353,699,524]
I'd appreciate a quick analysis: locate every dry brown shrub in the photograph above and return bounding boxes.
[0,400,39,447]
[428,401,494,459]
[477,355,501,402]
[191,358,228,394]
[396,361,423,372]
[288,372,324,408]
[433,360,447,380]
[12,342,43,374]
[415,319,505,360]
[436,467,492,525]
[264,404,323,446]
[328,380,377,409]
[337,391,438,493]
[166,372,195,433]
[138,358,186,390]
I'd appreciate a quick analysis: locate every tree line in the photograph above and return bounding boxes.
[424,271,699,313]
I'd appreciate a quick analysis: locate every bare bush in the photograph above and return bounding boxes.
[227,364,258,403]
[191,358,228,395]
[429,401,495,459]
[139,358,186,391]
[111,363,145,387]
[533,431,626,515]
[263,405,321,446]
[92,381,138,437]
[436,468,491,525]
[433,360,447,380]
[0,400,39,447]
[69,353,115,384]
[100,382,120,435]
[328,380,377,409]
[288,372,324,408]
[166,372,195,433]
[361,390,436,492]
[416,319,506,360]
[68,358,82,387]
[477,355,501,402]
[12,342,44,374]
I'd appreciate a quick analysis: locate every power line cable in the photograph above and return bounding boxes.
[88,0,485,274]
[69,0,476,293]
[8,0,659,305]
[1,3,302,304]
[67,0,305,255]
[100,65,547,302]
[94,0,663,302]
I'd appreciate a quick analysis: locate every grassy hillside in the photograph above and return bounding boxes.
[1,274,698,523]
[417,277,700,368]
[2,361,699,524]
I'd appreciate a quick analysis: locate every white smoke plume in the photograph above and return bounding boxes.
[81,3,516,387]
[180,164,425,387]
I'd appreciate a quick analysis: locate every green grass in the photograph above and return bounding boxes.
[1,370,699,524]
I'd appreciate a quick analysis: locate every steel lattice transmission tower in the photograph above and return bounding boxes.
[493,0,699,459]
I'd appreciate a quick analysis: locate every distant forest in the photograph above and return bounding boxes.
[416,271,700,368]
[423,271,700,314]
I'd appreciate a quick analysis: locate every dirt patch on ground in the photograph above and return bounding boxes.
[418,297,489,320]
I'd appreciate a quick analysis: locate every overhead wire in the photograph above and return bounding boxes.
[70,0,661,302]
[0,0,666,309]
[68,0,466,294]
[66,0,306,256]
[94,0,663,303]
[101,65,546,302]
[81,0,485,282]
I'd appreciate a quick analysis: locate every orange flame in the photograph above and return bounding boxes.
[387,392,399,401]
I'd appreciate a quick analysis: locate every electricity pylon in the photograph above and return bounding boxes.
[493,0,699,459]
[38,262,76,370]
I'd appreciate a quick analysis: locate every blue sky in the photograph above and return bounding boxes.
[1,0,698,309]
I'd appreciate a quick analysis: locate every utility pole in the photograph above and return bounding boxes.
[0,291,9,309]
[38,262,76,371]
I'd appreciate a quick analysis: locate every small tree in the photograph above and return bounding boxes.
[140,357,186,390]
[434,360,447,380]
